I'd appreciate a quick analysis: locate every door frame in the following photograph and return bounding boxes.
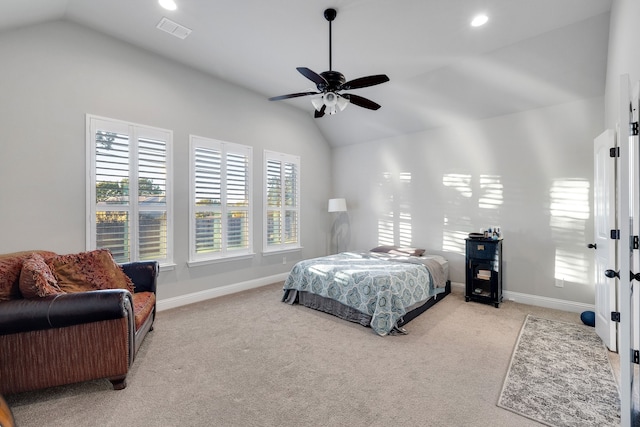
[618,73,635,427]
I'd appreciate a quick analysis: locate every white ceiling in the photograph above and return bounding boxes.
[0,0,612,147]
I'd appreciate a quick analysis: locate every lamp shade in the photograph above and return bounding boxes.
[328,198,347,212]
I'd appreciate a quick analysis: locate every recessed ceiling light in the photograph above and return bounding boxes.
[159,0,177,11]
[471,14,489,27]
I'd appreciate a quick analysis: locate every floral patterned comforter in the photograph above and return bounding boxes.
[283,252,445,336]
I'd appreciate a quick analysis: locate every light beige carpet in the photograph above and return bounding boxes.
[5,284,618,426]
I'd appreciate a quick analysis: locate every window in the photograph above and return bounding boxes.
[190,135,253,263]
[264,150,300,252]
[87,115,173,265]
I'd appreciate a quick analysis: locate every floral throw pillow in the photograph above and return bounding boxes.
[48,249,134,294]
[0,251,57,300]
[19,253,65,298]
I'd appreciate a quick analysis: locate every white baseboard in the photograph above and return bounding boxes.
[159,278,595,314]
[156,272,289,312]
[450,281,465,291]
[503,290,594,313]
[450,281,594,314]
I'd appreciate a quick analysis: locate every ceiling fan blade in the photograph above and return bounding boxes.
[342,93,381,110]
[297,67,328,87]
[314,104,326,118]
[341,74,390,90]
[268,91,318,101]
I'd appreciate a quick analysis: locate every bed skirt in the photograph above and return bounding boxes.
[282,280,451,331]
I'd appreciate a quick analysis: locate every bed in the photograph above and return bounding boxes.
[282,246,450,336]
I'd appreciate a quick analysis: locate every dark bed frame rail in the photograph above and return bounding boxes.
[397,280,451,326]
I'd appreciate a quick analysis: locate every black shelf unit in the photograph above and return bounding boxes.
[465,238,502,308]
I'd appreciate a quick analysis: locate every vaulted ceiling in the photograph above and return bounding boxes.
[0,0,612,147]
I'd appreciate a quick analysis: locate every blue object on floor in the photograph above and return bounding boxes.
[581,310,595,327]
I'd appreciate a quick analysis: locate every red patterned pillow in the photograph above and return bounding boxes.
[48,249,134,294]
[0,251,57,301]
[19,253,65,298]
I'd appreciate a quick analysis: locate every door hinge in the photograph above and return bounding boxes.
[631,121,639,136]
[634,236,639,249]
[611,229,620,240]
[610,147,620,157]
[611,311,621,322]
[606,269,640,282]
[634,350,640,365]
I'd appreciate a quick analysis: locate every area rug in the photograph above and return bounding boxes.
[497,315,620,426]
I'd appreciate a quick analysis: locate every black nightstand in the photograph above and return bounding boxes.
[465,238,503,308]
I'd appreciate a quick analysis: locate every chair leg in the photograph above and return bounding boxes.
[109,376,127,390]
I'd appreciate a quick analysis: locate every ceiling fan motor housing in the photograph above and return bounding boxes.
[319,70,346,92]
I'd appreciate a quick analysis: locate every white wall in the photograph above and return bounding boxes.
[332,97,603,304]
[605,0,640,128]
[0,21,332,301]
[330,1,640,307]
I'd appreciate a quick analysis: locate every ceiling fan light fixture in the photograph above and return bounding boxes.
[324,92,349,115]
[336,95,349,112]
[311,97,324,112]
[324,92,338,107]
[325,93,338,115]
[311,93,348,115]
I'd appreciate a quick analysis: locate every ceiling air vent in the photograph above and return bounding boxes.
[156,17,192,40]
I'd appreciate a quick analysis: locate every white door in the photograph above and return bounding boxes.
[593,129,617,351]
[618,74,635,427]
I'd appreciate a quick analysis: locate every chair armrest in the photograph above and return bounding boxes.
[121,261,159,294]
[0,289,132,336]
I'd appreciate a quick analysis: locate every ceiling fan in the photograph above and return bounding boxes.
[268,8,390,118]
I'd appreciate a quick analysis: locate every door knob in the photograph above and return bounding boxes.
[588,243,597,249]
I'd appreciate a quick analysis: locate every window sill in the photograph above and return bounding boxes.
[187,253,256,268]
[262,247,303,256]
[159,262,177,272]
